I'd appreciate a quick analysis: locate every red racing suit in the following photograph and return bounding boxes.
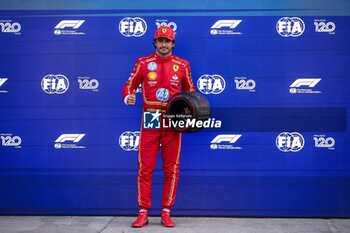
[122,53,195,209]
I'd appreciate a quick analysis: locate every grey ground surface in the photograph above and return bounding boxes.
[0,216,349,233]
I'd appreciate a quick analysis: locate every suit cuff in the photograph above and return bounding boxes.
[124,95,129,105]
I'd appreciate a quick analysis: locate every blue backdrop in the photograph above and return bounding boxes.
[0,0,349,216]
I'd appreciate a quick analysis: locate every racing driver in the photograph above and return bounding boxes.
[122,26,195,227]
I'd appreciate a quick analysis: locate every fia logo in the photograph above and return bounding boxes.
[119,131,140,151]
[197,74,226,94]
[41,74,69,94]
[276,17,305,37]
[119,17,147,37]
[276,132,304,152]
[143,111,161,129]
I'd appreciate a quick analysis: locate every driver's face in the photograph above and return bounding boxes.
[154,37,174,57]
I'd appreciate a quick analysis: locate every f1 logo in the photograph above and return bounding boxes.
[290,78,321,88]
[0,78,8,87]
[211,20,242,29]
[55,134,85,143]
[55,20,85,29]
[211,134,242,144]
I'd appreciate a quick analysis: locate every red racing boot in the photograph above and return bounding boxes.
[132,209,149,228]
[161,208,175,227]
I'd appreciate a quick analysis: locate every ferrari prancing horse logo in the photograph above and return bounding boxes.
[173,64,179,72]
